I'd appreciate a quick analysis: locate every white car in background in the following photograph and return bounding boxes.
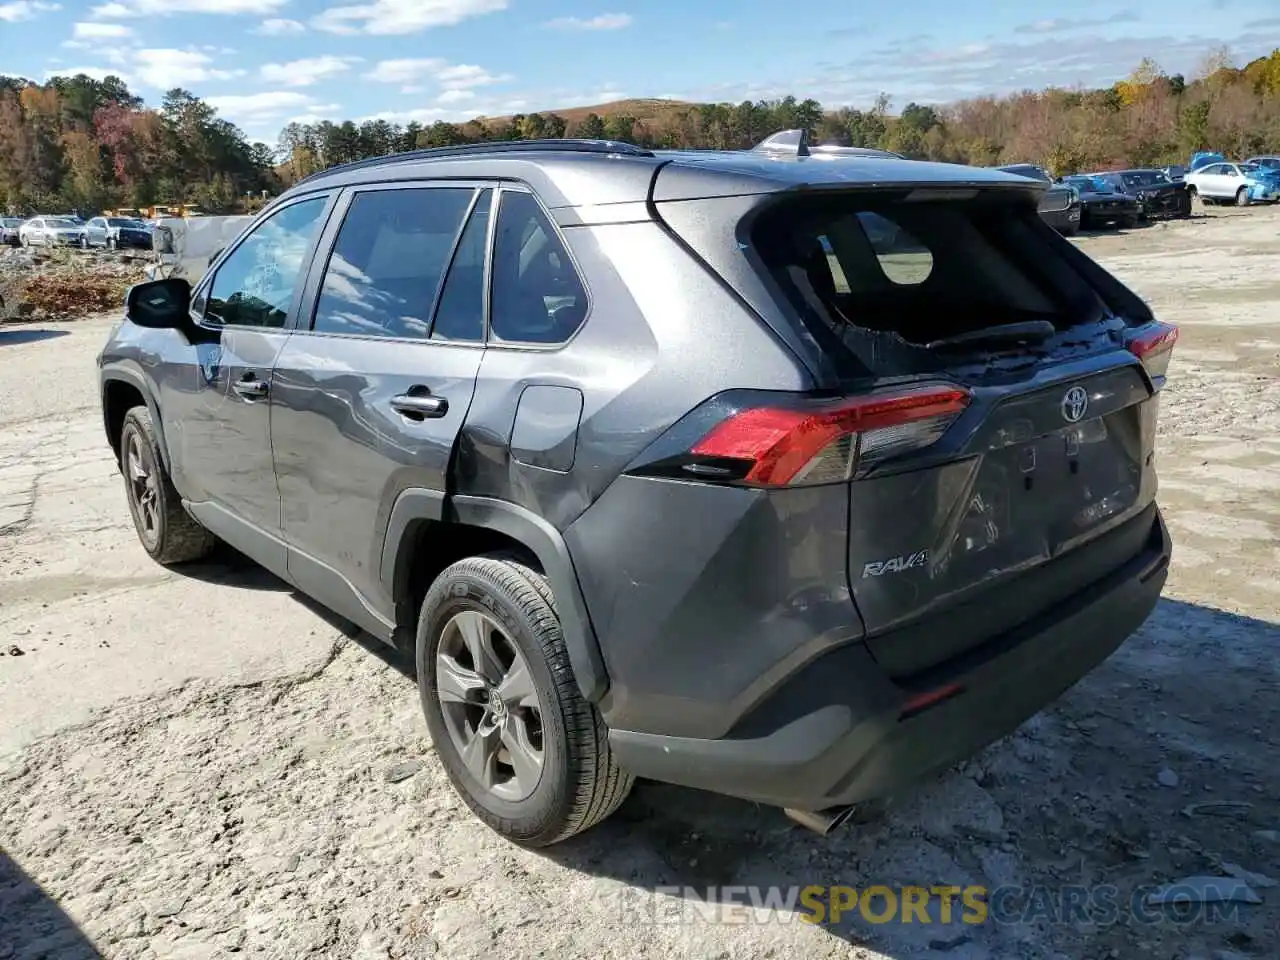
[1184,161,1280,206]
[0,217,23,245]
[17,216,89,247]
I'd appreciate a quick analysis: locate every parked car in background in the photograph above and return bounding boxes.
[18,216,88,247]
[1094,169,1191,219]
[1184,161,1280,205]
[0,217,23,245]
[1244,155,1280,171]
[1061,175,1141,229]
[85,216,153,250]
[995,163,1081,234]
[98,136,1175,846]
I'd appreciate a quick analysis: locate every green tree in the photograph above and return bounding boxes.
[576,112,606,139]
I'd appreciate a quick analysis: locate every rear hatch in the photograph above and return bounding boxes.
[653,173,1175,676]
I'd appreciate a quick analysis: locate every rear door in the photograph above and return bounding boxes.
[269,181,491,622]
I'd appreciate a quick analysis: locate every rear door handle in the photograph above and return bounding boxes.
[232,374,269,400]
[391,391,448,420]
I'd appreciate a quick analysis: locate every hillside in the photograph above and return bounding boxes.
[478,98,702,129]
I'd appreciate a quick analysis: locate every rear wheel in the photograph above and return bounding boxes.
[1235,187,1250,207]
[119,407,216,564]
[417,554,633,847]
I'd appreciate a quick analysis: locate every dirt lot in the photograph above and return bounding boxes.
[2,208,1278,960]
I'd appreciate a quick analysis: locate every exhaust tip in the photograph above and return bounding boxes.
[784,805,856,837]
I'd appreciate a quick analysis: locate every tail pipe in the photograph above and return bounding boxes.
[784,805,856,837]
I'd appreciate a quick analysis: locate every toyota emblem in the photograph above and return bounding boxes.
[1061,385,1089,423]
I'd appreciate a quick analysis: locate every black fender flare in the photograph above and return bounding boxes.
[99,363,172,473]
[379,491,610,704]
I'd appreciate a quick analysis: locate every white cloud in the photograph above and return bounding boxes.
[71,20,133,38]
[544,12,631,30]
[205,91,334,129]
[255,17,305,34]
[44,65,132,84]
[436,89,474,104]
[364,57,510,94]
[312,0,506,35]
[0,1,59,21]
[133,48,244,88]
[260,55,360,87]
[91,0,287,17]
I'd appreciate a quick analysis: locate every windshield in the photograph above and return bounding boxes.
[1121,171,1167,187]
[45,218,77,228]
[108,218,146,227]
[2,218,21,226]
[1066,176,1111,192]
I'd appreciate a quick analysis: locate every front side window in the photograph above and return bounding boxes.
[312,187,474,339]
[489,191,588,344]
[205,196,328,329]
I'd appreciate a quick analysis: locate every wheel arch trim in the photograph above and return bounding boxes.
[100,364,171,472]
[380,490,610,703]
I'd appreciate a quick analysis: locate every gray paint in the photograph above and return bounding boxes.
[98,141,1172,814]
[510,385,584,473]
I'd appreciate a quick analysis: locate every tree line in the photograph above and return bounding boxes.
[3,47,1279,215]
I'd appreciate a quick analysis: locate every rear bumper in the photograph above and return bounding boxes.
[608,507,1170,811]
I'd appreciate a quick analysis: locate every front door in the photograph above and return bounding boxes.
[270,182,491,626]
[156,193,334,563]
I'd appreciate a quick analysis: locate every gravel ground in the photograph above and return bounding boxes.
[1,208,1278,960]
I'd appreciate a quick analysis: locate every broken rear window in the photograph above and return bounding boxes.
[751,190,1107,375]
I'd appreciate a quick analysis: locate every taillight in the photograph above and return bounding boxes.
[1126,321,1178,387]
[687,384,970,487]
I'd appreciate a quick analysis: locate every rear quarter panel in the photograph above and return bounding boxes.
[457,218,808,531]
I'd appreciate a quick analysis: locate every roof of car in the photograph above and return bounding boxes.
[285,139,1042,211]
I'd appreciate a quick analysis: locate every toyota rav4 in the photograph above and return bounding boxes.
[98,133,1175,846]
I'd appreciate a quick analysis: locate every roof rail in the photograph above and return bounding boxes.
[752,129,811,157]
[294,138,655,186]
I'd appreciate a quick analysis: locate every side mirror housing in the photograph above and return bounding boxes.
[125,278,216,343]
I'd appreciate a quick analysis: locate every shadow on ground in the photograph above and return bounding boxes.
[532,597,1280,957]
[175,543,418,675]
[0,328,70,347]
[0,850,102,959]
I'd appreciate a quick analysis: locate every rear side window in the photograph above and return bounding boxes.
[489,191,587,344]
[313,187,474,339]
[753,192,1105,367]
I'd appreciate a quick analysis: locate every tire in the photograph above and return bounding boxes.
[1235,187,1249,207]
[417,554,633,847]
[119,406,216,564]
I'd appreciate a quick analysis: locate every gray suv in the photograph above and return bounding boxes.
[99,135,1176,846]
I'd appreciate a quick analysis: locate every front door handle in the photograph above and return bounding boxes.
[391,391,448,420]
[232,374,269,400]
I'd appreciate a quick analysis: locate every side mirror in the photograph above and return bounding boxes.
[125,278,217,343]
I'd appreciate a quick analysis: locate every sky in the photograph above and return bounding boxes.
[3,0,1280,143]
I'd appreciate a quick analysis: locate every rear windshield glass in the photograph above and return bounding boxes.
[752,191,1106,373]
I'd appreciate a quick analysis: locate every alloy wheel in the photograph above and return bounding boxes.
[125,431,160,546]
[436,609,545,802]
